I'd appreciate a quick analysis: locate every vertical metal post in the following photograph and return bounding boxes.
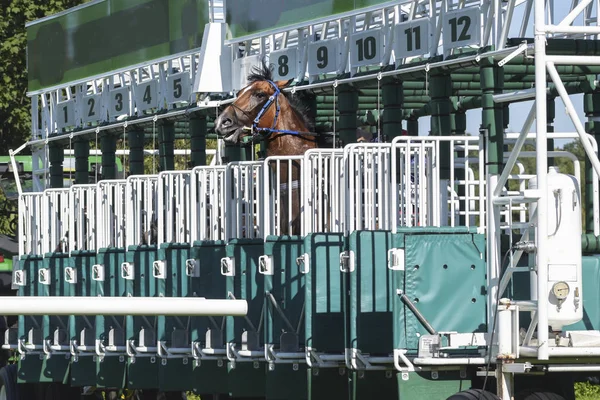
[48,142,64,189]
[534,0,550,361]
[453,111,467,225]
[74,138,89,185]
[429,71,452,179]
[547,97,555,167]
[189,113,207,167]
[158,120,175,172]
[127,128,145,176]
[584,91,600,234]
[382,79,404,139]
[101,134,117,180]
[337,85,359,145]
[407,118,419,136]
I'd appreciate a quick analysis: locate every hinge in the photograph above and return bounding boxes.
[121,262,135,280]
[221,257,235,276]
[387,248,405,270]
[185,259,200,278]
[92,264,105,282]
[64,267,77,284]
[258,255,273,275]
[153,260,166,279]
[38,268,51,285]
[12,269,26,287]
[297,253,309,274]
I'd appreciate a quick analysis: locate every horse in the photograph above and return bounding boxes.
[215,61,318,235]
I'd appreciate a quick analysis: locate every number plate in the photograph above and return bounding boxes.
[350,29,383,68]
[56,99,75,130]
[443,8,480,51]
[167,72,191,104]
[270,48,298,81]
[82,94,103,124]
[109,87,130,119]
[308,39,339,75]
[232,54,262,91]
[395,18,430,60]
[136,80,158,113]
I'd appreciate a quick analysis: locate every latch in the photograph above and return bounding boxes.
[297,253,310,274]
[339,251,355,273]
[258,255,273,275]
[153,261,166,279]
[92,264,105,282]
[387,248,405,270]
[185,259,200,278]
[64,267,77,284]
[121,262,135,280]
[221,257,235,276]
[12,270,26,287]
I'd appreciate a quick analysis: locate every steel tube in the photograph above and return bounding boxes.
[0,297,248,316]
[547,365,600,372]
[412,357,489,365]
[519,346,600,357]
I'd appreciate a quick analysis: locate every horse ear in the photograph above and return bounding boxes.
[276,79,294,89]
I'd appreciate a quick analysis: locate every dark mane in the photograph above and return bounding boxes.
[246,60,315,132]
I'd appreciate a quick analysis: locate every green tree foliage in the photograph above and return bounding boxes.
[0,0,89,150]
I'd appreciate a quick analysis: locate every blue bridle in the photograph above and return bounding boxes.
[247,80,317,140]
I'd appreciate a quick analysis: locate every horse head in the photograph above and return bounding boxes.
[215,61,293,144]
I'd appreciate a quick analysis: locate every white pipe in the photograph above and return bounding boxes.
[412,357,489,365]
[520,346,600,357]
[558,0,593,26]
[546,55,600,64]
[498,299,513,357]
[0,297,248,316]
[547,365,600,372]
[493,88,536,103]
[545,24,600,33]
[534,0,549,361]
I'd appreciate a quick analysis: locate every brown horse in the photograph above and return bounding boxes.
[214,62,318,235]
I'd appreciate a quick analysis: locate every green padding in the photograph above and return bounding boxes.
[191,360,228,395]
[397,371,470,400]
[404,233,486,349]
[17,356,69,384]
[304,233,347,353]
[307,367,349,400]
[564,255,600,331]
[349,231,394,355]
[266,364,308,400]
[350,370,397,400]
[396,226,477,234]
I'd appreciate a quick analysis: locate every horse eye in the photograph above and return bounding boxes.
[254,91,266,99]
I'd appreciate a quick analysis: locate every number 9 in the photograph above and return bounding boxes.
[317,46,328,69]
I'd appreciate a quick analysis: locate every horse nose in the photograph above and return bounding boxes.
[220,117,233,128]
[215,111,234,135]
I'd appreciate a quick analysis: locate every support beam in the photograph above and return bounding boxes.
[158,121,175,172]
[48,142,64,188]
[430,71,453,180]
[480,57,505,176]
[382,79,404,140]
[74,138,89,185]
[584,91,600,234]
[127,128,145,176]
[100,134,117,180]
[337,85,359,145]
[547,97,555,167]
[407,118,418,136]
[189,113,208,167]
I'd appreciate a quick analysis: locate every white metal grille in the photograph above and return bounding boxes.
[19,193,44,256]
[190,166,226,242]
[69,184,98,252]
[158,171,193,246]
[126,175,159,247]
[225,162,264,240]
[42,188,71,254]
[97,180,127,249]
[263,156,303,236]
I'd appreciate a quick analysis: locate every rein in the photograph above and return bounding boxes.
[246,80,319,140]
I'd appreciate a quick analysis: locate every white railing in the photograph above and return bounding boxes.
[42,188,71,254]
[225,162,264,240]
[69,184,98,252]
[264,156,303,236]
[126,175,158,247]
[302,148,345,235]
[158,171,192,246]
[97,180,127,249]
[190,166,226,242]
[19,193,44,256]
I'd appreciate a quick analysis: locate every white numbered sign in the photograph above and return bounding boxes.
[232,54,262,91]
[307,39,339,75]
[443,8,480,51]
[270,48,298,81]
[167,72,191,104]
[82,94,102,124]
[136,80,158,113]
[56,99,75,130]
[350,29,383,68]
[395,18,430,59]
[110,87,130,119]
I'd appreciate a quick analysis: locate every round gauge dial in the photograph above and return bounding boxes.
[552,281,570,300]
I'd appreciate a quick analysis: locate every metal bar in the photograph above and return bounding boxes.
[399,292,437,334]
[1,297,248,316]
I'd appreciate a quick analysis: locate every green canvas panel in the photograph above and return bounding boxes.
[125,245,160,389]
[224,239,266,397]
[17,356,70,385]
[307,367,349,400]
[348,231,394,355]
[304,233,347,353]
[404,233,487,350]
[350,370,397,400]
[95,248,127,388]
[391,233,407,350]
[191,360,228,395]
[159,358,194,392]
[69,250,99,387]
[266,364,308,400]
[397,371,470,400]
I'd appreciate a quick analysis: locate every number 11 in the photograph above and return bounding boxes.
[404,26,421,52]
